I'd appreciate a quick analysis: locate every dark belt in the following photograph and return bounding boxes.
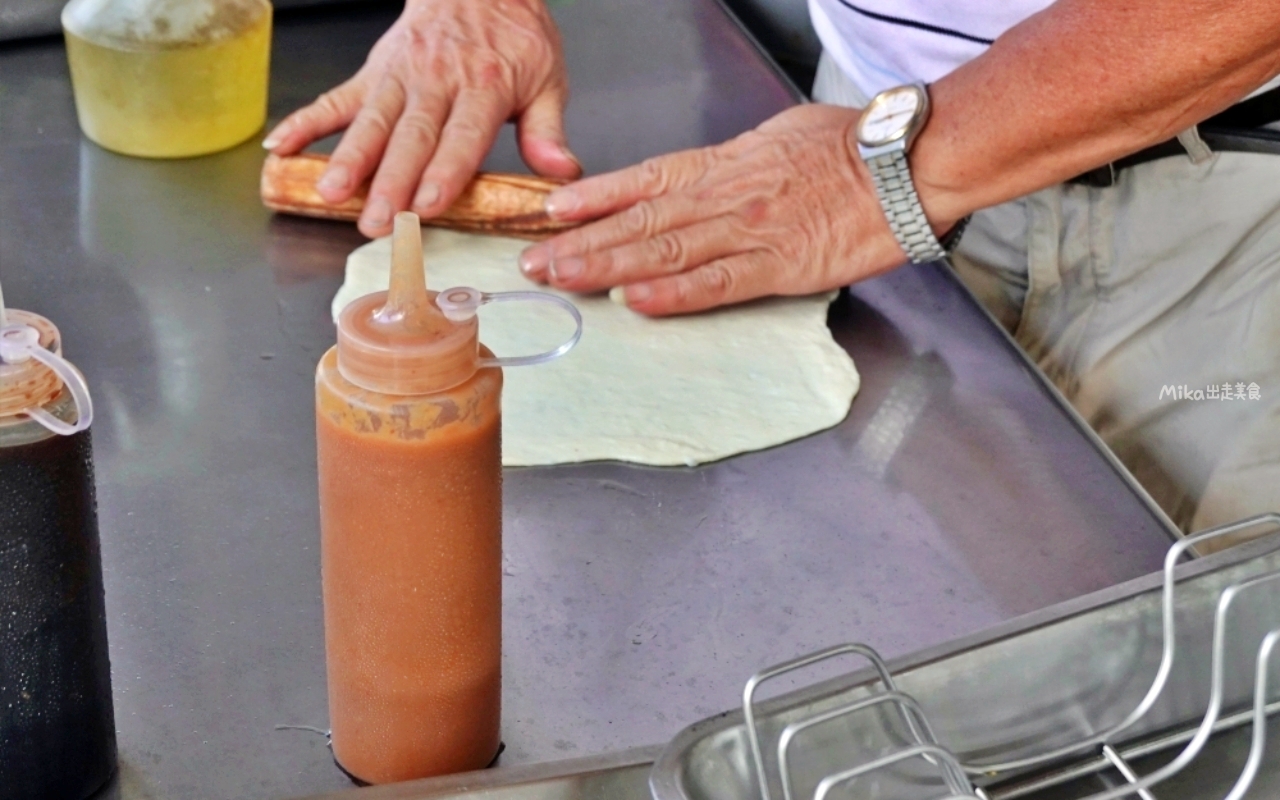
[1069,84,1280,187]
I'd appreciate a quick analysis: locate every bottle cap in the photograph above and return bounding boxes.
[0,310,64,418]
[334,212,585,395]
[0,309,94,435]
[336,213,480,395]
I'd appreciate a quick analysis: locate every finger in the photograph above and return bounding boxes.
[543,146,716,222]
[318,76,407,205]
[617,251,774,316]
[518,191,711,280]
[262,79,364,155]
[544,216,748,293]
[412,89,510,216]
[516,85,581,180]
[359,88,451,237]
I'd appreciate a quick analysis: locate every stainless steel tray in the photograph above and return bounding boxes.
[651,522,1280,800]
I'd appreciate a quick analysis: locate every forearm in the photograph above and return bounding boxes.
[914,0,1280,228]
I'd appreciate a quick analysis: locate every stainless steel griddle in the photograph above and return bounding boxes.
[0,1,1182,797]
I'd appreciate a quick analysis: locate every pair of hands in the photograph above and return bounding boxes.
[264,0,909,315]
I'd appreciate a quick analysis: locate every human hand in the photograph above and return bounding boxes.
[262,0,580,238]
[517,105,945,316]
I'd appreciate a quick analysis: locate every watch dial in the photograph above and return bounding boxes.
[859,87,922,146]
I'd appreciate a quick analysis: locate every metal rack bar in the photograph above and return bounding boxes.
[744,643,935,800]
[778,691,966,800]
[1219,627,1280,800]
[963,514,1280,776]
[1099,745,1157,800]
[811,744,976,800]
[1065,560,1280,799]
[986,698,1280,800]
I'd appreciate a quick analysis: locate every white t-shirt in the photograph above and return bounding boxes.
[810,0,1280,101]
[808,0,1053,98]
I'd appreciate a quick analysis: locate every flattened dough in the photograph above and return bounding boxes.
[333,229,859,467]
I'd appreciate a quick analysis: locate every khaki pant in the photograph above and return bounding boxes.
[814,53,1280,536]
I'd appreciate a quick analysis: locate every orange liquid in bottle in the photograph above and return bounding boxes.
[316,349,503,783]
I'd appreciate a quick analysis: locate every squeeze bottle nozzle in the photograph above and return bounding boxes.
[376,208,448,332]
[335,212,481,394]
[381,212,435,328]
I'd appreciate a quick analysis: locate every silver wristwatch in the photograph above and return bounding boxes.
[855,83,963,263]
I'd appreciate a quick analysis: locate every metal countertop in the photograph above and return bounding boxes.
[0,2,1176,798]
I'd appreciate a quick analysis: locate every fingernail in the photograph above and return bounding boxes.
[363,197,391,229]
[560,145,583,172]
[317,164,350,192]
[550,255,584,281]
[414,182,441,211]
[261,131,282,150]
[519,246,550,276]
[608,286,627,305]
[545,189,580,218]
[629,284,653,303]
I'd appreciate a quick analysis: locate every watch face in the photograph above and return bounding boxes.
[857,86,925,147]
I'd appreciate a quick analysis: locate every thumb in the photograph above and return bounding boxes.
[516,86,582,180]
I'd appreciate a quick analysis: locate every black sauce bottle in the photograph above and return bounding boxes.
[0,307,114,799]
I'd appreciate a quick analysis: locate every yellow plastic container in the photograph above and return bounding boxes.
[62,0,272,159]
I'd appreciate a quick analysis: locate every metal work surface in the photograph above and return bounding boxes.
[295,526,1280,800]
[0,2,1175,798]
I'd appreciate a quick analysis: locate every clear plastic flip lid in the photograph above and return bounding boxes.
[336,213,582,395]
[0,280,93,435]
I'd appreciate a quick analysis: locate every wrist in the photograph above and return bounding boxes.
[841,120,926,268]
[909,133,972,239]
[905,79,1018,235]
[846,101,962,263]
[898,111,967,240]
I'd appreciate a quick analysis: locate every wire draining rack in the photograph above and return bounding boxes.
[651,514,1280,800]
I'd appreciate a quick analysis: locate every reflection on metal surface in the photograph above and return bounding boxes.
[76,139,266,264]
[850,353,949,479]
[73,137,316,482]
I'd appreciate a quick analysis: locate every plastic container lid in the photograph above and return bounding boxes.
[62,0,269,50]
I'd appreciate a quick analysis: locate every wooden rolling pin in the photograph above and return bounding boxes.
[260,153,577,240]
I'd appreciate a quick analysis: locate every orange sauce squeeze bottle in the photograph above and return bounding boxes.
[315,213,580,784]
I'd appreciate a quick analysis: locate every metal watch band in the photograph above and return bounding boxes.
[866,150,948,263]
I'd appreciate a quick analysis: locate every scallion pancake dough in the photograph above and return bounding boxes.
[332,229,859,467]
